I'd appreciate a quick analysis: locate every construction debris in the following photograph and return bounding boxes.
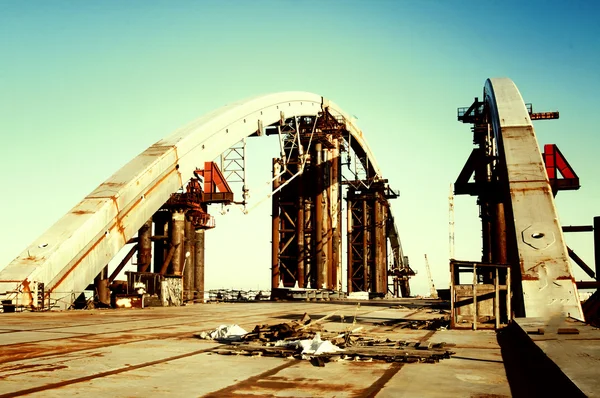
[196,312,455,366]
[196,324,248,341]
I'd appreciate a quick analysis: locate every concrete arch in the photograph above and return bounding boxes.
[483,78,582,319]
[0,92,387,308]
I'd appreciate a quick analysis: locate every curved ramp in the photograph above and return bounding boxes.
[0,92,385,308]
[485,78,583,319]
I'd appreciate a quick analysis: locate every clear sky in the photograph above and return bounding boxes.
[1,0,599,296]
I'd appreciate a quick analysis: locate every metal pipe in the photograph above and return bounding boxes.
[194,228,205,301]
[271,159,281,289]
[314,143,325,289]
[563,225,594,233]
[567,246,595,279]
[109,244,138,283]
[153,212,169,273]
[159,244,177,275]
[170,211,185,275]
[137,219,152,272]
[183,215,194,300]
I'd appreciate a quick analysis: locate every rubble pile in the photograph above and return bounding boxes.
[196,312,455,366]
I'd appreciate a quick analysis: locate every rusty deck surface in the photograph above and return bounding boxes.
[1,300,512,397]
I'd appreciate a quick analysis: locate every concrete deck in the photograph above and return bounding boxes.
[0,300,514,397]
[514,317,600,397]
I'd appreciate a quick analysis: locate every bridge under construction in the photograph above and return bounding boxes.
[0,78,598,397]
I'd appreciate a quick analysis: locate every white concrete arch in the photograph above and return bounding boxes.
[484,78,583,319]
[0,92,385,308]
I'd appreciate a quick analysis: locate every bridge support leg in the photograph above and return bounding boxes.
[170,211,185,276]
[183,215,194,300]
[314,143,326,289]
[331,144,342,291]
[153,212,169,273]
[194,229,205,301]
[137,219,152,272]
[271,159,281,290]
[297,181,305,288]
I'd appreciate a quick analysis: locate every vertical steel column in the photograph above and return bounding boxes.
[314,143,325,289]
[183,215,194,300]
[304,199,312,288]
[153,212,169,273]
[374,197,387,294]
[331,144,341,291]
[296,173,305,288]
[194,229,205,301]
[271,159,281,289]
[347,198,353,292]
[595,216,600,292]
[362,200,369,290]
[137,219,152,272]
[170,210,185,275]
[494,202,507,264]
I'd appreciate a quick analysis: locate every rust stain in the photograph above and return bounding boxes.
[521,275,540,281]
[203,360,299,397]
[71,210,93,215]
[0,364,68,379]
[556,275,576,282]
[252,380,355,393]
[356,362,404,398]
[142,144,175,157]
[100,182,125,188]
[20,279,34,306]
[0,347,214,397]
[510,184,551,194]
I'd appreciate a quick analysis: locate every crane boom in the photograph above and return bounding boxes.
[424,254,438,299]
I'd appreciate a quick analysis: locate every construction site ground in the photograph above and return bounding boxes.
[0,299,592,397]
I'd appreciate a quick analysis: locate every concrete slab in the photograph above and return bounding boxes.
[0,300,523,397]
[514,317,600,397]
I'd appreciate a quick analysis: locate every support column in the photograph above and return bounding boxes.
[331,144,341,291]
[137,219,152,272]
[296,175,305,288]
[271,159,281,289]
[362,200,369,291]
[153,212,169,273]
[305,198,312,288]
[194,229,205,301]
[347,198,353,293]
[170,210,185,275]
[183,215,195,300]
[494,202,507,264]
[314,143,325,289]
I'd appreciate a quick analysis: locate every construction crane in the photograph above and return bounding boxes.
[424,254,438,299]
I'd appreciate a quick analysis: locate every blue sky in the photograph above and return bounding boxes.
[1,0,599,295]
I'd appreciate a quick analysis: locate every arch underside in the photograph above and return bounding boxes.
[485,78,583,319]
[0,92,403,308]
